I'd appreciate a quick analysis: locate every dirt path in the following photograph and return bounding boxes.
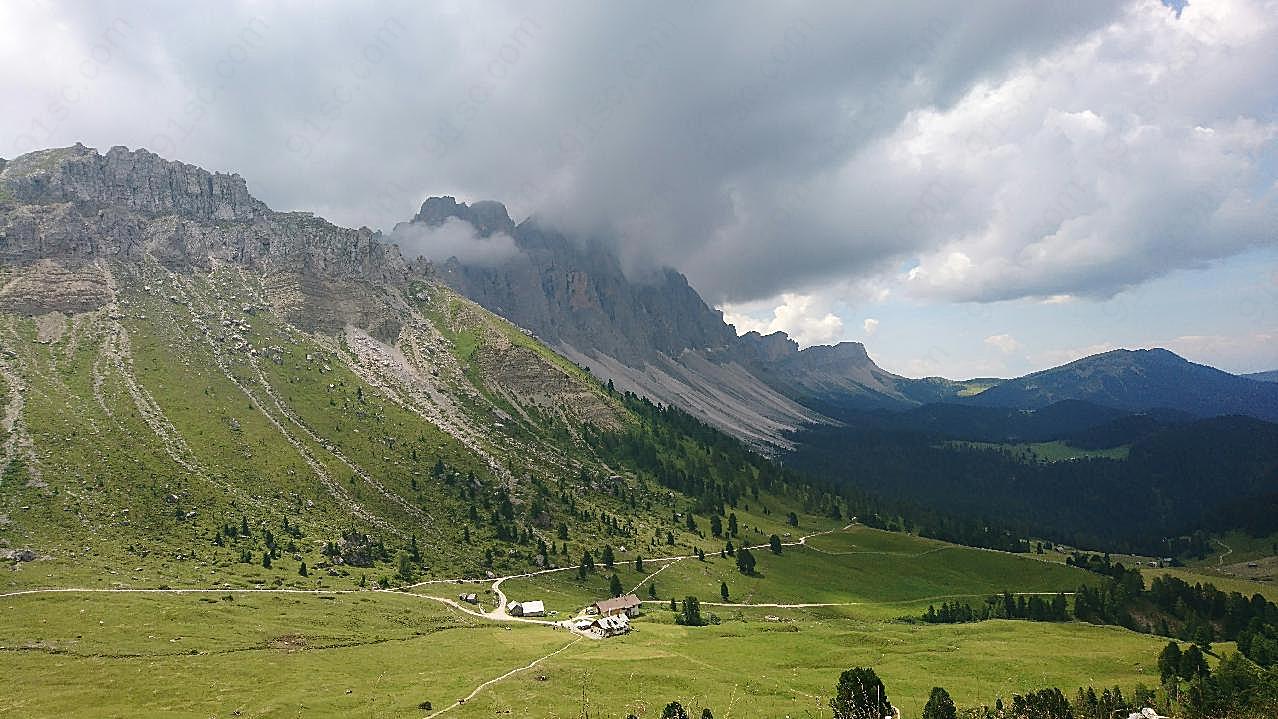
[1214,538,1234,567]
[0,587,356,599]
[422,636,582,719]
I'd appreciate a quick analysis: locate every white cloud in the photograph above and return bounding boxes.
[389,217,520,266]
[892,0,1278,302]
[1032,342,1119,368]
[1164,330,1278,373]
[863,318,880,336]
[984,334,1021,353]
[722,293,845,347]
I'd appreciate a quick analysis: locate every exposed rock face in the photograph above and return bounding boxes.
[731,337,918,409]
[415,196,515,237]
[3,144,263,220]
[0,260,112,315]
[415,199,737,362]
[408,198,831,447]
[0,144,409,325]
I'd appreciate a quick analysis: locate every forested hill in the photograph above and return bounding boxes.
[786,414,1278,554]
[963,348,1278,421]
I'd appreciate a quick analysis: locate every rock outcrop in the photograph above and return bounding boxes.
[0,144,409,328]
[416,198,737,363]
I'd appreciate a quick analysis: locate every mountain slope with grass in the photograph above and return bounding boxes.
[0,144,846,592]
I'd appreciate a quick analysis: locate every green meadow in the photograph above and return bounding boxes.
[1,526,1174,718]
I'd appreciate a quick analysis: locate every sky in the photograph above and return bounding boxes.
[1,0,1275,377]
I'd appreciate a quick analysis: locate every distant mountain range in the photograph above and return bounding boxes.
[962,348,1278,422]
[1247,370,1278,383]
[421,198,1278,441]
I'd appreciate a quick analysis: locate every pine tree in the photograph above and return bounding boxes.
[609,574,623,598]
[922,687,957,719]
[1051,592,1068,621]
[830,667,890,719]
[736,547,756,576]
[678,596,703,626]
[1179,644,1209,679]
[720,581,729,602]
[397,551,414,582]
[298,561,308,577]
[602,545,615,570]
[635,556,644,573]
[261,551,271,569]
[770,534,783,555]
[728,513,738,537]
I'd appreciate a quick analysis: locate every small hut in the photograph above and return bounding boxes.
[507,600,546,617]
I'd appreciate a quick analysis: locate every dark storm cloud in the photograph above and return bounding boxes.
[2,1,1274,305]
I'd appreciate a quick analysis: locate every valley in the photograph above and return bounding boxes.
[1,145,1275,717]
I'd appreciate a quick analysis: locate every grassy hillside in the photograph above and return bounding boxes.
[0,259,849,595]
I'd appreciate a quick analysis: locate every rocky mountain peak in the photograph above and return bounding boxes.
[799,341,872,363]
[0,145,411,337]
[0,143,266,221]
[736,330,800,363]
[414,195,515,237]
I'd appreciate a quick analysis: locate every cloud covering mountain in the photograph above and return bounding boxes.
[3,0,1274,371]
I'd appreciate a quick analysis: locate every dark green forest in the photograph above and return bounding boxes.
[786,413,1278,554]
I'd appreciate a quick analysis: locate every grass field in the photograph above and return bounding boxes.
[0,525,1178,718]
[502,526,1094,621]
[1040,542,1278,602]
[0,585,1171,718]
[949,440,1130,462]
[0,591,572,718]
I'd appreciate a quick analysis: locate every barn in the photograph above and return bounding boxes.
[591,593,642,618]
